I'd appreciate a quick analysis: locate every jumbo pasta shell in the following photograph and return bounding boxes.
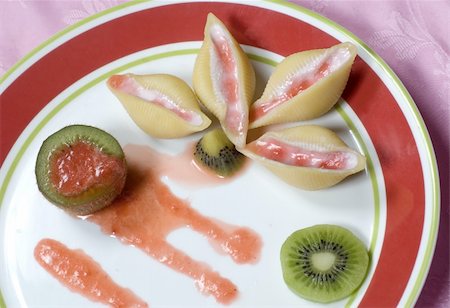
[241,125,366,190]
[107,74,211,138]
[193,13,256,148]
[249,42,357,128]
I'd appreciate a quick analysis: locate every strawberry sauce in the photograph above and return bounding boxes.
[50,141,126,196]
[123,143,247,187]
[34,238,148,307]
[86,144,261,304]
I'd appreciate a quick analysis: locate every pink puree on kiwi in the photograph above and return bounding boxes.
[50,141,126,196]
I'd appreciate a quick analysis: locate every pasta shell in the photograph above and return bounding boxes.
[241,125,366,190]
[107,74,211,138]
[249,42,357,128]
[193,13,256,148]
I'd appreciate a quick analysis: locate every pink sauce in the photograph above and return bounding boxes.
[124,143,247,187]
[84,144,261,304]
[249,61,333,122]
[49,141,126,196]
[108,75,203,126]
[210,28,246,137]
[34,238,148,307]
[248,137,355,170]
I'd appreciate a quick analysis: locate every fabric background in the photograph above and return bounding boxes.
[0,0,448,306]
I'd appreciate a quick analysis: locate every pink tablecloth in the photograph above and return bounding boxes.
[0,0,448,306]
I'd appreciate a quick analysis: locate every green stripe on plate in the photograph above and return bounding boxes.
[0,290,4,308]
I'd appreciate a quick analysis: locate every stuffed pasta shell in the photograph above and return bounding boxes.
[193,13,256,148]
[249,42,357,128]
[107,73,211,138]
[241,125,366,190]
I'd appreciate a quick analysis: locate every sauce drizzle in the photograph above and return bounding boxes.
[87,145,262,304]
[34,238,148,308]
[35,144,260,305]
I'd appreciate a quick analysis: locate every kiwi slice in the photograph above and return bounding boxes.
[193,128,245,177]
[280,224,369,303]
[35,125,127,215]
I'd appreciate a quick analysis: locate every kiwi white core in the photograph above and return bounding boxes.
[311,252,336,272]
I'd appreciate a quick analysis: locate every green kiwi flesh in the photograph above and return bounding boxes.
[35,125,127,215]
[280,224,369,303]
[194,128,245,177]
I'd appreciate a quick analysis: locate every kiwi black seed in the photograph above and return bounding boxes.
[35,125,127,216]
[193,128,245,177]
[280,224,369,303]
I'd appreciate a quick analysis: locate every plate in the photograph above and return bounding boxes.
[0,1,440,307]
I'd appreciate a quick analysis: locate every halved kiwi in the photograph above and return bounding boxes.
[35,125,127,215]
[280,224,369,303]
[193,128,245,177]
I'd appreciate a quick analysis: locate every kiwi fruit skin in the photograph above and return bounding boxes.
[193,128,245,177]
[35,125,127,215]
[280,224,369,303]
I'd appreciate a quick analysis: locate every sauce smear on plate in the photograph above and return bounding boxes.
[34,238,148,307]
[124,144,236,187]
[87,144,262,304]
